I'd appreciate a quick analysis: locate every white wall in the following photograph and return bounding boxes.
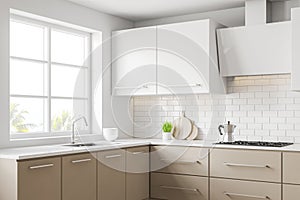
[134,7,245,28]
[0,0,134,148]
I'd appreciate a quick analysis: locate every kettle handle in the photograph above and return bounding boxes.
[218,125,224,136]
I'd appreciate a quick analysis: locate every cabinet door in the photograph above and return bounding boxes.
[157,20,210,95]
[151,173,208,200]
[98,149,125,200]
[18,157,61,200]
[210,178,281,200]
[283,184,300,200]
[112,27,157,96]
[283,152,300,184]
[62,153,96,200]
[292,8,300,90]
[151,146,209,176]
[126,146,149,200]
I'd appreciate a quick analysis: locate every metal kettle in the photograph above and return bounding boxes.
[218,121,236,135]
[218,121,236,142]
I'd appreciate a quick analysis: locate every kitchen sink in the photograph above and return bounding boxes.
[63,143,96,147]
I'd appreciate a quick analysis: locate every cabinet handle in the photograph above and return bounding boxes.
[224,162,270,168]
[161,159,201,165]
[160,185,200,193]
[224,192,270,199]
[71,158,92,164]
[132,151,146,155]
[29,164,54,170]
[105,154,122,159]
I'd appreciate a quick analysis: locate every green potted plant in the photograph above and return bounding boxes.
[162,121,173,141]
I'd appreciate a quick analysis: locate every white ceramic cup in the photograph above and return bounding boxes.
[103,128,118,142]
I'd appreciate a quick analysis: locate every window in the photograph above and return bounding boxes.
[10,15,91,138]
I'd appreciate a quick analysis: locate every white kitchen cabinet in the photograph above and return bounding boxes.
[112,26,157,96]
[157,19,226,94]
[217,21,292,77]
[292,7,300,91]
[112,19,226,96]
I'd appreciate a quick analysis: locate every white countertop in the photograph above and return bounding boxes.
[1,139,300,160]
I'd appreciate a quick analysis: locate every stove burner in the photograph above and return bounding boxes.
[216,141,293,147]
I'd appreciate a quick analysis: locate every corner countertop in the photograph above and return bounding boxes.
[1,139,300,160]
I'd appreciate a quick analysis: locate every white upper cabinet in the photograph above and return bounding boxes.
[292,8,300,91]
[112,26,157,96]
[112,19,226,96]
[217,21,292,77]
[157,19,226,95]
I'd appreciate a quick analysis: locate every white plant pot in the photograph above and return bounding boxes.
[162,132,172,141]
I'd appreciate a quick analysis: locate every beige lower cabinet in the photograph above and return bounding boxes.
[210,149,281,183]
[151,173,208,200]
[18,157,61,200]
[283,184,300,200]
[151,146,209,176]
[210,178,281,200]
[62,153,97,200]
[126,146,149,200]
[98,149,126,200]
[283,152,300,184]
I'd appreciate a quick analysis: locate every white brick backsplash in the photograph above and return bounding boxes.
[248,98,262,105]
[133,74,300,142]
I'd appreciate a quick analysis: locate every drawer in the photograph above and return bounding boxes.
[151,173,208,200]
[151,146,209,176]
[210,178,281,200]
[210,149,281,182]
[283,152,300,184]
[283,184,300,200]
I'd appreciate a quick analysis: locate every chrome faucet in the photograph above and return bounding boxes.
[71,116,88,144]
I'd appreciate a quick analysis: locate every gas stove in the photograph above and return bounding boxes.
[216,141,294,147]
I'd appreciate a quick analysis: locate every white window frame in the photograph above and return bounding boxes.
[9,14,92,139]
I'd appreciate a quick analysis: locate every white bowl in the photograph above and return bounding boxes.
[103,128,118,142]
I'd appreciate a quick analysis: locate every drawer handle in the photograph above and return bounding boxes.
[161,159,201,165]
[29,164,54,170]
[224,192,270,199]
[224,162,270,168]
[72,158,92,164]
[105,154,122,159]
[132,151,146,155]
[160,185,200,193]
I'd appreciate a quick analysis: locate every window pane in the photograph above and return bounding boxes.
[10,20,46,60]
[10,59,47,96]
[51,65,87,98]
[51,99,88,132]
[51,30,87,66]
[10,97,47,133]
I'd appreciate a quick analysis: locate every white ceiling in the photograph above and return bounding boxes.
[68,0,245,21]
